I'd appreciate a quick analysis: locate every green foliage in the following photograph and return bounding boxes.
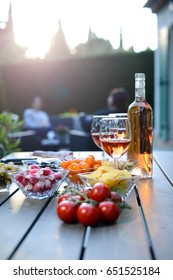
[58,111,78,118]
[56,124,69,135]
[0,112,23,157]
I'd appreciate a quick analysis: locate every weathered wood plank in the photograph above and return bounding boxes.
[136,160,173,260]
[12,197,85,260]
[0,183,51,260]
[154,150,173,185]
[0,184,19,204]
[84,191,151,260]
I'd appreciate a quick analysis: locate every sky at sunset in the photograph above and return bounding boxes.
[0,0,158,58]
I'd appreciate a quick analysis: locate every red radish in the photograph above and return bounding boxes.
[29,164,40,170]
[16,173,24,182]
[42,167,52,176]
[22,177,30,186]
[29,175,39,185]
[54,173,62,180]
[29,168,40,175]
[14,166,65,194]
[48,174,55,181]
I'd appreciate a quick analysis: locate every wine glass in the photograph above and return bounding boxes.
[109,113,128,118]
[91,115,106,149]
[91,115,109,160]
[99,116,131,169]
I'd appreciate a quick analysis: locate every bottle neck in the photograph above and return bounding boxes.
[135,75,146,102]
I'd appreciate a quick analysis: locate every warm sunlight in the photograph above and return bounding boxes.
[0,0,158,58]
[12,0,59,58]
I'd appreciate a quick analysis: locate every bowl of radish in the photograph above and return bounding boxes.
[11,164,68,200]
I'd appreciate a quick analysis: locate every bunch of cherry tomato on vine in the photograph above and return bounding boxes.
[57,154,130,226]
[56,181,125,227]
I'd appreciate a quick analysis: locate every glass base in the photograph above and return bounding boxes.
[131,166,152,179]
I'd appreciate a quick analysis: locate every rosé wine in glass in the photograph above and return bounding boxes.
[100,116,131,168]
[91,115,107,150]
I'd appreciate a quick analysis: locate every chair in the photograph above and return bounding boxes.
[69,129,100,151]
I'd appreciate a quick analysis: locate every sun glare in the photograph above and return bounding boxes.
[12,0,60,58]
[0,0,158,58]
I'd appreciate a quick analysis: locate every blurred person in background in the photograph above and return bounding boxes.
[23,96,52,146]
[81,87,129,132]
[23,96,51,129]
[94,87,129,115]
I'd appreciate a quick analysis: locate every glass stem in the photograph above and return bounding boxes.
[102,151,108,161]
[114,158,118,169]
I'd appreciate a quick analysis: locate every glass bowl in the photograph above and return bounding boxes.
[117,158,138,172]
[11,166,68,200]
[22,158,61,169]
[0,162,22,193]
[65,167,96,186]
[0,172,11,192]
[107,158,138,172]
[61,157,103,187]
[78,171,140,201]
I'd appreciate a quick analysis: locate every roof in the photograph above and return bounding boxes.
[144,0,169,13]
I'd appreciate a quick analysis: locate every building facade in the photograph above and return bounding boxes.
[145,0,173,143]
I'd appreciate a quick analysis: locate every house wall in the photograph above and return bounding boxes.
[155,3,173,141]
[169,26,173,140]
[157,3,173,29]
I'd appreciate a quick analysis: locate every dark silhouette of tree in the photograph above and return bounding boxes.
[0,4,26,64]
[75,27,114,57]
[116,26,134,53]
[46,21,71,60]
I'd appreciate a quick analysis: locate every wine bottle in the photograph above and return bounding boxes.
[127,73,153,178]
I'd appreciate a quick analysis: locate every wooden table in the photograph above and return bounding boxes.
[0,151,173,260]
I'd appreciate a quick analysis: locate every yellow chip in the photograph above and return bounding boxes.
[83,164,132,188]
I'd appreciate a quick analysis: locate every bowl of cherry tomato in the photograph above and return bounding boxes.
[60,155,102,186]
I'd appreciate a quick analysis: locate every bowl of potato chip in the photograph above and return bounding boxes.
[78,163,140,200]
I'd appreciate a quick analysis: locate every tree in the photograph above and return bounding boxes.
[46,21,71,60]
[0,4,27,64]
[75,27,114,57]
[0,112,23,157]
